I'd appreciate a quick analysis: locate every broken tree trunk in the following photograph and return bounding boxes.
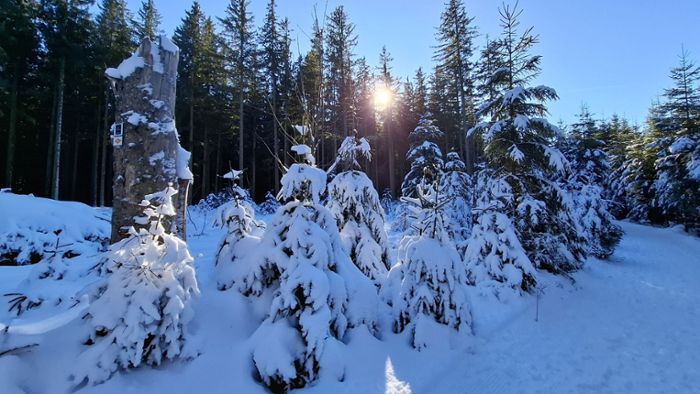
[106,36,192,243]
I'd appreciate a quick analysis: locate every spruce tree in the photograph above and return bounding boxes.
[654,50,700,229]
[565,107,623,258]
[401,113,444,198]
[469,3,585,274]
[434,0,478,171]
[219,0,256,177]
[325,6,357,149]
[73,187,199,385]
[135,0,162,40]
[439,152,473,254]
[386,175,472,350]
[1,0,39,189]
[326,135,390,285]
[236,146,378,391]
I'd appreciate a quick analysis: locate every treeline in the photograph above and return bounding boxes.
[567,49,700,231]
[0,0,488,204]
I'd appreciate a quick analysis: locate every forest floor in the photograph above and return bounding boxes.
[1,197,699,394]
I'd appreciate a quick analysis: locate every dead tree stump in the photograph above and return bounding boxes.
[106,37,192,243]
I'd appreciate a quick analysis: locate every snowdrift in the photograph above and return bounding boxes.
[0,192,109,265]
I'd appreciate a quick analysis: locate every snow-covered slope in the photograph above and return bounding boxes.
[1,198,699,393]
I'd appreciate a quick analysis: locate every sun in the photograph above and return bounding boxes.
[374,83,393,111]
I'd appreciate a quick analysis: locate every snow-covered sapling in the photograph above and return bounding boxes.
[214,170,263,290]
[73,186,199,386]
[439,152,473,254]
[401,113,445,199]
[326,135,390,284]
[236,146,378,391]
[386,182,472,350]
[465,174,537,292]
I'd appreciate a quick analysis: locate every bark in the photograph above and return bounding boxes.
[201,122,209,196]
[52,56,66,200]
[91,90,101,206]
[5,65,18,188]
[387,110,396,197]
[44,89,57,196]
[99,88,109,207]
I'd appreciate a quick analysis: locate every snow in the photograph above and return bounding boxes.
[125,111,148,126]
[159,36,179,54]
[0,192,109,265]
[2,194,700,393]
[222,169,243,180]
[177,145,194,180]
[105,53,145,80]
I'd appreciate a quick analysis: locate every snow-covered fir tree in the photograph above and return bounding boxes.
[439,152,473,254]
[653,50,700,230]
[258,191,281,215]
[564,108,623,258]
[214,170,263,291]
[386,180,472,350]
[465,171,537,292]
[401,113,445,198]
[234,146,378,391]
[326,135,390,285]
[73,186,199,386]
[469,3,585,274]
[600,115,638,218]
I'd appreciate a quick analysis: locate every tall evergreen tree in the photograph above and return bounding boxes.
[134,0,162,40]
[325,6,357,154]
[434,0,478,172]
[219,0,255,184]
[654,50,700,229]
[469,3,585,274]
[1,0,39,189]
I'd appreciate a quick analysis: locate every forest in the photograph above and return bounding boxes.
[1,0,699,232]
[1,0,700,393]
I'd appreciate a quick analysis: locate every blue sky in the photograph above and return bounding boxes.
[123,0,700,125]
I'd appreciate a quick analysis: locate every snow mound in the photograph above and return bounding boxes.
[0,193,109,265]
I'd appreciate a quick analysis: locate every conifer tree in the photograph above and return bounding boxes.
[469,3,585,274]
[439,152,473,254]
[401,113,444,198]
[1,0,39,189]
[326,135,390,285]
[386,176,472,350]
[654,50,700,229]
[325,6,357,149]
[434,0,478,171]
[565,107,623,258]
[465,171,537,292]
[73,187,199,385]
[235,147,378,391]
[219,0,256,177]
[135,0,162,40]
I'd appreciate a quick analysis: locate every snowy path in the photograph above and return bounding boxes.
[425,221,700,394]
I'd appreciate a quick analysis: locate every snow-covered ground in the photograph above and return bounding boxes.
[1,198,699,393]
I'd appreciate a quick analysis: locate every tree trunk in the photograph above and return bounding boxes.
[273,86,280,192]
[99,88,109,207]
[201,122,209,197]
[71,131,80,200]
[214,131,221,191]
[238,81,244,174]
[107,37,188,242]
[5,65,18,188]
[45,89,57,196]
[52,56,66,200]
[387,111,396,197]
[91,91,101,206]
